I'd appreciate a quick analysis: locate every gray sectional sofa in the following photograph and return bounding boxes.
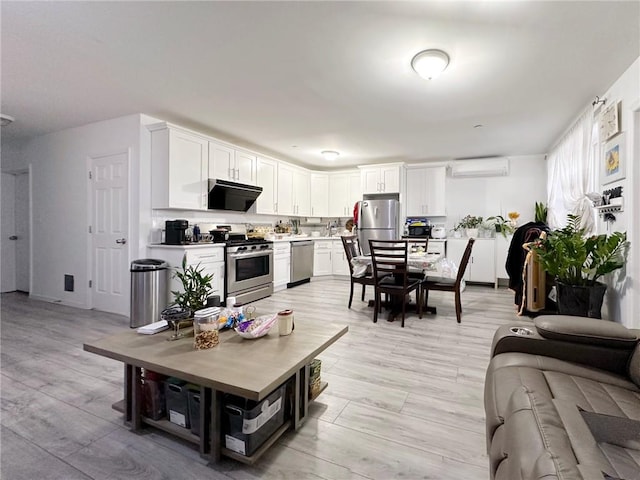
[484,315,640,480]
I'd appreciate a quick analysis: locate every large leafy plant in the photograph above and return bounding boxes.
[171,254,213,314]
[532,214,628,286]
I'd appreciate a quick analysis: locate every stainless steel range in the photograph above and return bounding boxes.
[225,236,273,305]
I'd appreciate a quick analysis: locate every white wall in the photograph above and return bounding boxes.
[443,155,547,232]
[15,114,143,309]
[593,57,639,327]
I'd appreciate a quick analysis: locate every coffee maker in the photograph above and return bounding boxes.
[165,219,188,245]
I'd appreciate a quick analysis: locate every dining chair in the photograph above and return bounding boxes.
[369,239,422,328]
[422,238,475,323]
[341,235,376,309]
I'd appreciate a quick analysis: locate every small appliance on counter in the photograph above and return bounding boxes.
[165,220,188,245]
[406,218,433,238]
[431,225,447,239]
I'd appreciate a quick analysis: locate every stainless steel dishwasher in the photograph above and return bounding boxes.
[288,240,314,288]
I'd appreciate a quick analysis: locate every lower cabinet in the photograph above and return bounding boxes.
[331,240,350,276]
[273,242,291,291]
[147,246,225,305]
[313,239,350,276]
[446,238,495,284]
[494,234,512,287]
[313,241,333,276]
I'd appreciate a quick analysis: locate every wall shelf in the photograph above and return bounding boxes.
[595,196,624,215]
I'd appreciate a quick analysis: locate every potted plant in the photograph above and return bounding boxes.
[456,215,483,238]
[531,214,628,318]
[172,254,214,316]
[535,202,548,224]
[487,215,515,238]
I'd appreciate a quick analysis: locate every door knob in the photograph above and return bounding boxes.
[8,235,18,240]
[116,238,127,245]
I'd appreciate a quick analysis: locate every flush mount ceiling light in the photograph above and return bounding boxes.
[321,150,340,161]
[0,114,15,127]
[411,49,450,80]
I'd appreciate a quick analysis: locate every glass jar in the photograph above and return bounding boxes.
[193,307,220,350]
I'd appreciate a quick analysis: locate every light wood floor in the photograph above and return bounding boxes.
[1,279,528,479]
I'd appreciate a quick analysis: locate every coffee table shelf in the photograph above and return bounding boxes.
[141,416,200,445]
[221,420,292,465]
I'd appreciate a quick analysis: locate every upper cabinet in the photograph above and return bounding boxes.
[310,173,329,217]
[277,163,310,216]
[293,168,311,216]
[209,141,256,185]
[149,124,209,210]
[405,165,447,217]
[329,171,361,217]
[256,156,278,215]
[360,164,402,194]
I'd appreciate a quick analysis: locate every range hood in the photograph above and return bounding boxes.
[207,179,262,212]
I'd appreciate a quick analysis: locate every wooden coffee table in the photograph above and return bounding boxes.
[84,321,348,464]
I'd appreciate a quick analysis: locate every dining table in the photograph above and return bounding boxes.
[351,251,453,318]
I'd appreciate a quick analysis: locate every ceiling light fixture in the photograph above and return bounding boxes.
[411,49,450,80]
[321,150,340,161]
[0,114,15,127]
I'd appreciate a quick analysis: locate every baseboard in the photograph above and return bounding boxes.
[29,293,89,309]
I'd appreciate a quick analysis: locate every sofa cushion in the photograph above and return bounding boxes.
[629,344,640,388]
[501,387,582,480]
[485,353,640,443]
[535,316,638,350]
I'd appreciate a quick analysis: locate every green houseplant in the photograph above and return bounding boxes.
[172,254,214,315]
[535,202,548,224]
[531,214,628,318]
[456,215,483,238]
[486,215,515,238]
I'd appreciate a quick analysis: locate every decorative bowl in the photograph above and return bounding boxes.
[234,314,277,339]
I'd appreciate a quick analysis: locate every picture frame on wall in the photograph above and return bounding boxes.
[599,100,620,142]
[602,133,625,185]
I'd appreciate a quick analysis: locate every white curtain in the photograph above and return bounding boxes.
[547,109,599,232]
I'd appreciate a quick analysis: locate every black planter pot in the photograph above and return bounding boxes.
[556,281,607,319]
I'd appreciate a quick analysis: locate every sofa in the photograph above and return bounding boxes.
[484,315,640,480]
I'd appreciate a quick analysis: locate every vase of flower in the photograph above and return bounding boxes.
[466,228,479,238]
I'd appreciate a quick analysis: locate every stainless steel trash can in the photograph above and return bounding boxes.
[130,259,169,328]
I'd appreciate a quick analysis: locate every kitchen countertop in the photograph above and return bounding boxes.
[148,243,226,249]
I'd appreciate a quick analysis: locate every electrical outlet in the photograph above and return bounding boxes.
[64,275,74,292]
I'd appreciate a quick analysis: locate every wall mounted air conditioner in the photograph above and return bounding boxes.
[449,157,510,178]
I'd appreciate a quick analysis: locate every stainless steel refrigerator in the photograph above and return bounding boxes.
[357,199,400,255]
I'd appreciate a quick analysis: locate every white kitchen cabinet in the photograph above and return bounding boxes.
[149,124,209,210]
[256,156,278,215]
[494,234,512,287]
[313,241,333,276]
[405,166,447,217]
[276,163,295,215]
[446,238,495,284]
[273,242,291,291]
[209,141,256,185]
[329,171,361,217]
[360,164,402,194]
[331,239,350,276]
[278,164,310,216]
[147,245,225,306]
[310,173,329,217]
[293,169,311,216]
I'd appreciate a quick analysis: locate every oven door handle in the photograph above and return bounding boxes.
[228,251,273,260]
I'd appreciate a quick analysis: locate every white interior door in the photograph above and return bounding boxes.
[15,172,30,292]
[91,151,129,315]
[1,173,16,292]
